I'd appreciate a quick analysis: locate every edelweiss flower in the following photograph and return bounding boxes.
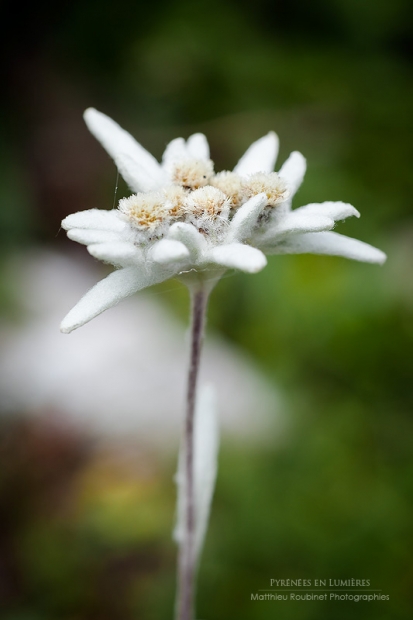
[60,108,386,333]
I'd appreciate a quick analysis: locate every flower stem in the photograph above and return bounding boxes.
[176,287,209,620]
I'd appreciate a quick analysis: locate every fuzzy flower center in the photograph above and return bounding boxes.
[171,159,214,189]
[211,171,244,208]
[118,193,170,232]
[183,186,230,237]
[162,186,188,217]
[242,172,289,206]
[185,186,229,218]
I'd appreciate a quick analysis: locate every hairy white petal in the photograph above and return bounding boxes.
[269,231,387,264]
[276,213,334,235]
[187,133,210,160]
[87,242,144,267]
[60,267,146,333]
[84,108,163,192]
[295,201,360,221]
[149,239,190,264]
[233,132,279,175]
[162,137,188,168]
[167,222,208,258]
[174,385,219,566]
[257,212,335,246]
[209,243,267,273]
[67,228,123,245]
[278,151,306,198]
[62,209,127,232]
[226,193,268,243]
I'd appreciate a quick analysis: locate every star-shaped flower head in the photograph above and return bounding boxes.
[60,108,386,333]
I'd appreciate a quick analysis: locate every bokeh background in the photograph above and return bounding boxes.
[1,0,413,618]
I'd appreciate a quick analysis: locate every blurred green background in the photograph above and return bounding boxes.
[0,0,412,618]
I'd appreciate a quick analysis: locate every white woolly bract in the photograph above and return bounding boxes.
[149,239,190,264]
[278,151,306,198]
[271,231,387,264]
[174,384,219,566]
[208,243,267,273]
[84,108,164,193]
[225,193,268,243]
[233,131,279,175]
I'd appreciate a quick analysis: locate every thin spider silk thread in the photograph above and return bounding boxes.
[112,169,120,210]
